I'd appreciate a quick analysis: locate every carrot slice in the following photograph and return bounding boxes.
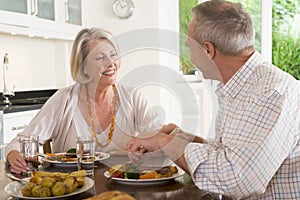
[140,172,157,179]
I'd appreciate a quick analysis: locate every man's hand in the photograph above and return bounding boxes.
[159,123,179,134]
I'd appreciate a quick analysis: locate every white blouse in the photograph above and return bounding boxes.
[5,83,163,156]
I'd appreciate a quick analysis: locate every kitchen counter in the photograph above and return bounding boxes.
[0,104,44,114]
[0,89,57,113]
[0,89,57,159]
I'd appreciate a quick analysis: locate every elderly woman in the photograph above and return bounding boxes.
[6,27,164,174]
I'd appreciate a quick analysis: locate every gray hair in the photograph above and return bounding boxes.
[192,0,255,56]
[70,27,119,83]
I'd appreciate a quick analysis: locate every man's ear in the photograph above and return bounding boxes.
[203,42,215,59]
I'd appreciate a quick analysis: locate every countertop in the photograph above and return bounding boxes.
[0,89,57,114]
[0,104,44,114]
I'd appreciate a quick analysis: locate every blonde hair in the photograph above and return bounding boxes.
[70,27,119,83]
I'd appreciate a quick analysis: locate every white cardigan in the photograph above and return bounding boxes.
[5,83,163,156]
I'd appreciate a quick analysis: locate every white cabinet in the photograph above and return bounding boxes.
[3,109,39,144]
[0,0,88,40]
[2,109,40,145]
[0,109,39,160]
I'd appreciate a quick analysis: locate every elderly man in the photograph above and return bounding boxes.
[127,0,300,199]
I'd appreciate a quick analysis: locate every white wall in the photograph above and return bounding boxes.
[0,34,64,91]
[0,0,178,92]
[0,0,210,138]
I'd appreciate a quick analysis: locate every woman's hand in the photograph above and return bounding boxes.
[7,150,29,174]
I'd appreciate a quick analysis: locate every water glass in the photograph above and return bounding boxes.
[19,135,39,175]
[76,136,95,177]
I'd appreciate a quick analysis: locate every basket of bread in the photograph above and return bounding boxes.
[85,190,136,200]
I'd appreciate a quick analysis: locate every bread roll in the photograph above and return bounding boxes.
[85,190,136,200]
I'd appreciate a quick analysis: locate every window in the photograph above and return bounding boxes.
[179,0,300,80]
[179,0,198,75]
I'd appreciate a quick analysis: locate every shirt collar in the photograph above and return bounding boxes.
[216,51,263,99]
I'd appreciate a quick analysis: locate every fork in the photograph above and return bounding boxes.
[6,173,28,185]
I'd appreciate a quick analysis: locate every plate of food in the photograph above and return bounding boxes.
[42,152,110,166]
[104,163,185,185]
[5,170,94,199]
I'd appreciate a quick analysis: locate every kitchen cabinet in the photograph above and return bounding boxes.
[0,109,39,160]
[0,0,88,40]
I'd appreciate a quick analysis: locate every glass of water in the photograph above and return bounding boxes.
[76,136,95,177]
[19,135,39,175]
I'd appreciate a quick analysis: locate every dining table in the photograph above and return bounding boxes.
[0,153,232,200]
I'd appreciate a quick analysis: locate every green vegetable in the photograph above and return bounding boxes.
[67,148,76,153]
[126,171,140,179]
[125,167,140,179]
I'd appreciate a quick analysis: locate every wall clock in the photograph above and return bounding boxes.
[112,0,135,19]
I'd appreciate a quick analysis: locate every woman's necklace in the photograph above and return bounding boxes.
[85,84,117,148]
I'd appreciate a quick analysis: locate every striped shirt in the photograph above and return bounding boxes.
[185,51,300,199]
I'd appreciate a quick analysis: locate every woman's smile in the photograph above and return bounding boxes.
[102,69,116,76]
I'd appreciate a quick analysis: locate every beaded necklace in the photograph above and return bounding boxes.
[85,84,117,147]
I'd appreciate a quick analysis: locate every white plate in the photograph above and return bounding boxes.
[104,167,185,185]
[5,176,94,199]
[42,152,110,165]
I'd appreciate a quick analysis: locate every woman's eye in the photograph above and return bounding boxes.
[96,56,104,61]
[110,53,117,57]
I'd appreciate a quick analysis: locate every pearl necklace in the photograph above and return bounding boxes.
[85,84,117,148]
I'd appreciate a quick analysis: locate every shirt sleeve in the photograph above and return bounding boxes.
[185,90,298,198]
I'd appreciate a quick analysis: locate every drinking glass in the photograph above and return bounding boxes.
[19,135,39,175]
[76,136,95,177]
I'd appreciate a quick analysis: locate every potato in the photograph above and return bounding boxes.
[51,182,66,196]
[31,185,42,197]
[63,177,75,187]
[76,177,85,187]
[23,170,86,197]
[72,180,79,191]
[64,184,75,194]
[41,177,56,189]
[63,177,75,194]
[26,182,36,189]
[71,170,87,177]
[30,176,43,184]
[40,187,51,197]
[22,186,32,197]
[21,182,36,197]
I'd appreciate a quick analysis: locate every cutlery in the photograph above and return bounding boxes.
[37,153,66,163]
[169,127,180,136]
[106,160,144,182]
[6,173,28,185]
